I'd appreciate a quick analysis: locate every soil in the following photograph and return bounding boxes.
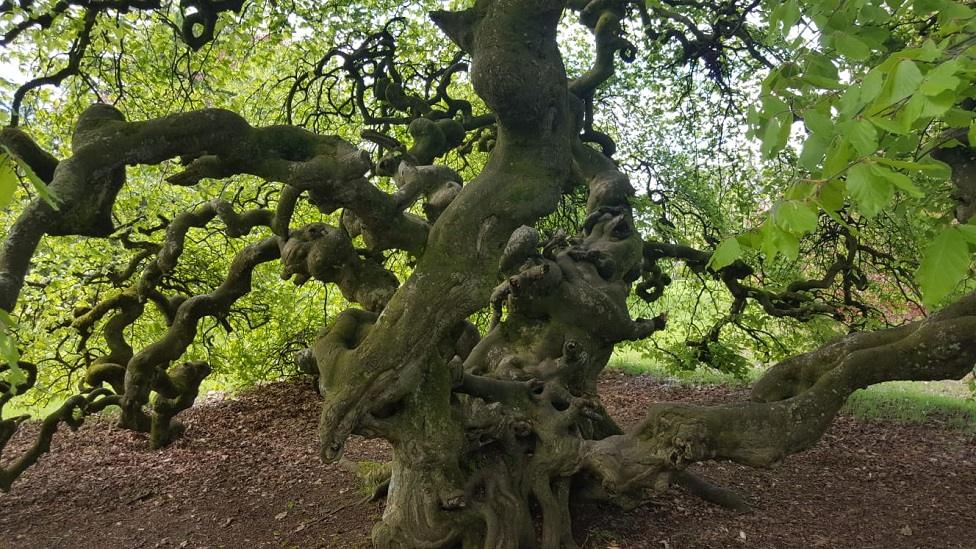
[2,370,974,548]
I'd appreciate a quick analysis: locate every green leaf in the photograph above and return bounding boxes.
[922,90,955,118]
[917,227,971,306]
[870,164,923,198]
[0,309,17,370]
[919,59,960,96]
[958,224,976,244]
[4,362,27,392]
[944,108,975,128]
[835,32,871,60]
[803,53,842,89]
[874,59,923,110]
[803,109,835,137]
[761,116,782,158]
[914,0,949,14]
[770,0,801,35]
[799,134,830,170]
[0,145,59,211]
[708,238,742,270]
[837,84,864,117]
[757,96,792,156]
[942,107,976,128]
[817,178,846,211]
[860,69,884,105]
[774,200,820,234]
[841,119,879,156]
[888,135,921,155]
[859,4,890,24]
[823,137,854,178]
[898,91,954,129]
[785,181,816,200]
[969,121,976,146]
[889,59,924,103]
[898,93,926,130]
[895,39,943,62]
[868,115,908,135]
[782,0,801,30]
[874,156,947,173]
[941,0,974,18]
[737,229,764,249]
[0,154,16,210]
[846,163,893,217]
[760,104,792,159]
[0,309,13,329]
[758,221,800,261]
[30,177,59,211]
[914,157,952,180]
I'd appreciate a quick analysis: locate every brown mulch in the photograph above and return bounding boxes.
[1,370,974,548]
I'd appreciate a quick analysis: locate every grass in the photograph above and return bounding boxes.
[607,348,761,387]
[844,383,976,430]
[608,349,976,430]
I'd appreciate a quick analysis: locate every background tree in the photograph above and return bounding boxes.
[1,0,975,546]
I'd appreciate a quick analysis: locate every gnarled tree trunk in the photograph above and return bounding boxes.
[302,2,976,547]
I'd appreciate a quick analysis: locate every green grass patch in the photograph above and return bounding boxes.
[843,382,976,431]
[607,348,761,387]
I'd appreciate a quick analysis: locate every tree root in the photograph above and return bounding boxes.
[672,471,752,512]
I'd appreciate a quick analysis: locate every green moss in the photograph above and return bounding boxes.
[352,459,392,497]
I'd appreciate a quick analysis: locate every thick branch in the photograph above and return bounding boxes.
[580,292,976,497]
[317,0,575,462]
[120,237,280,431]
[0,128,59,183]
[0,104,413,313]
[0,385,118,492]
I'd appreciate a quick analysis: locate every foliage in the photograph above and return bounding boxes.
[746,0,976,307]
[1,0,973,392]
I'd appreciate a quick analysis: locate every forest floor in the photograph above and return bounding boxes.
[2,370,975,549]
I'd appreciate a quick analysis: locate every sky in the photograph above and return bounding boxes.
[0,60,25,89]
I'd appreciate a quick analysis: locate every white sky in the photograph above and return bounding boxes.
[0,59,26,85]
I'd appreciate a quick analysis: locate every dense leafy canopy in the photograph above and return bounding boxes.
[1,0,971,395]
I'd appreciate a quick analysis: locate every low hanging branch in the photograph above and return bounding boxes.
[4,0,251,126]
[0,96,445,487]
[639,230,871,322]
[581,291,976,499]
[0,362,119,492]
[0,102,427,313]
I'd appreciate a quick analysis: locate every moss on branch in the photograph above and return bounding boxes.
[120,237,280,432]
[580,291,976,503]
[0,103,420,313]
[315,0,578,467]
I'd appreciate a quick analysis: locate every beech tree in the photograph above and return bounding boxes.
[1,0,975,546]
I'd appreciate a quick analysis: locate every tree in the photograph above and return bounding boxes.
[0,0,974,546]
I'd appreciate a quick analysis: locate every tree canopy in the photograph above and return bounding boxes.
[0,0,974,546]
